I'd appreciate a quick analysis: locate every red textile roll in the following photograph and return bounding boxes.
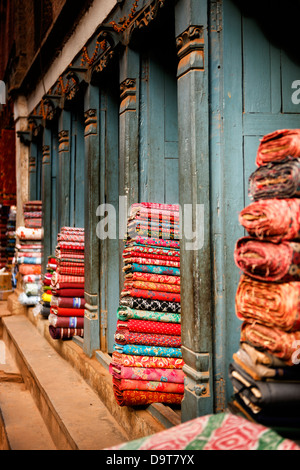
[121,288,180,303]
[234,237,300,282]
[52,288,85,297]
[50,296,85,308]
[256,129,300,166]
[239,198,300,243]
[50,307,85,317]
[48,313,84,328]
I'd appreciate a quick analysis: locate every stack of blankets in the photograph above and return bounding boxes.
[110,202,185,407]
[40,255,57,318]
[0,205,10,268]
[15,200,43,306]
[48,227,85,340]
[230,129,300,432]
[5,205,16,268]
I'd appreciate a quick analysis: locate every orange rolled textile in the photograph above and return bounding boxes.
[234,237,300,282]
[235,275,300,332]
[18,264,42,275]
[256,129,300,166]
[239,198,300,243]
[240,321,300,366]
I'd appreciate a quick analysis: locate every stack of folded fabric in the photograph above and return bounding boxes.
[110,202,185,407]
[230,129,300,432]
[40,255,57,318]
[5,205,16,268]
[48,227,85,340]
[15,201,43,306]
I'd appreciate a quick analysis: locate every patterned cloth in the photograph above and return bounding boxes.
[249,159,300,200]
[48,313,84,328]
[114,344,183,358]
[112,352,184,369]
[112,387,183,406]
[117,306,181,323]
[236,274,300,332]
[239,198,300,242]
[16,227,42,240]
[110,364,185,382]
[49,325,84,340]
[124,263,180,276]
[120,296,181,313]
[121,288,180,303]
[107,412,300,450]
[112,377,184,394]
[117,319,181,335]
[114,330,181,348]
[256,129,300,166]
[123,280,180,293]
[126,236,180,250]
[234,237,300,282]
[125,272,180,285]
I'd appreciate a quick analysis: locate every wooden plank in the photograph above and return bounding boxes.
[41,128,52,273]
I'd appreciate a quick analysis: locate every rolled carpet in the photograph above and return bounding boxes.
[240,321,300,365]
[236,275,300,331]
[256,128,300,166]
[249,159,300,200]
[239,198,300,242]
[234,237,300,282]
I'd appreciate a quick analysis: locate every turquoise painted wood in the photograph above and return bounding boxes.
[70,106,85,228]
[51,122,59,255]
[211,0,300,410]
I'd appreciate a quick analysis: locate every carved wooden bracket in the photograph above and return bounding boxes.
[17,130,31,146]
[120,78,136,113]
[58,130,70,153]
[176,26,205,78]
[29,156,36,173]
[42,145,51,164]
[84,109,98,137]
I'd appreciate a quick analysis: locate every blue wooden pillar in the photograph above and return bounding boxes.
[41,127,52,273]
[83,84,100,357]
[175,0,214,422]
[58,110,71,230]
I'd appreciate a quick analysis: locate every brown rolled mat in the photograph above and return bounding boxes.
[235,274,300,332]
[256,129,300,166]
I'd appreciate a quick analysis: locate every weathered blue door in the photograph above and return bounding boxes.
[211,0,300,410]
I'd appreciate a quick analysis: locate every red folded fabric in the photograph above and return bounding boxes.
[256,129,300,166]
[112,386,183,407]
[116,320,181,336]
[50,307,85,317]
[125,272,180,285]
[50,296,85,308]
[52,288,85,297]
[121,288,181,303]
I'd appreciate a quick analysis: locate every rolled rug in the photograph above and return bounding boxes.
[256,128,300,166]
[236,275,300,331]
[239,198,300,242]
[240,321,300,365]
[49,325,84,340]
[234,237,300,282]
[249,159,300,200]
[48,313,84,329]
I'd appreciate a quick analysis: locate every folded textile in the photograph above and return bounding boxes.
[48,313,84,328]
[229,361,300,408]
[49,325,84,340]
[24,219,42,228]
[114,330,181,348]
[123,245,180,258]
[236,275,300,331]
[24,282,40,297]
[121,288,180,303]
[124,263,180,277]
[22,274,41,283]
[114,344,183,358]
[17,257,42,265]
[117,319,181,336]
[50,307,85,317]
[239,198,300,242]
[123,251,180,262]
[56,266,85,276]
[40,306,50,317]
[233,347,300,381]
[57,241,84,251]
[112,377,184,394]
[123,280,180,293]
[249,159,300,200]
[18,264,42,275]
[18,292,40,305]
[110,364,185,383]
[50,296,85,308]
[125,272,180,285]
[234,237,300,282]
[112,352,184,369]
[124,257,180,268]
[107,411,300,451]
[240,342,289,368]
[240,321,300,365]
[23,211,42,219]
[126,236,180,250]
[51,273,85,289]
[112,387,183,406]
[117,306,181,323]
[120,296,181,313]
[256,129,300,166]
[16,227,42,240]
[51,288,85,297]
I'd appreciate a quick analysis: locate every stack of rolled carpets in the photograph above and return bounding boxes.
[15,201,43,306]
[230,129,300,431]
[49,227,85,340]
[39,255,57,318]
[111,202,184,407]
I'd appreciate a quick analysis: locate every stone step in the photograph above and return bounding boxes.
[1,314,129,450]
